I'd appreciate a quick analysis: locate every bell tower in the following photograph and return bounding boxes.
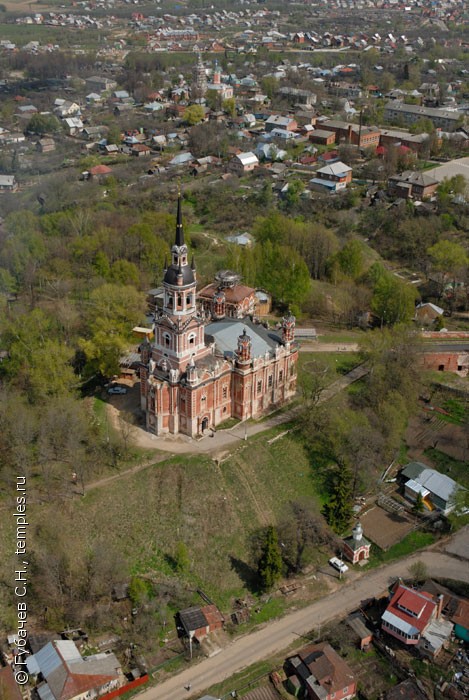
[152,193,208,372]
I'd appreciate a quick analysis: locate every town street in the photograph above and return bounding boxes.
[136,528,469,700]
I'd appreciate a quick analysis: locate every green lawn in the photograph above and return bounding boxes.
[369,531,435,567]
[424,448,469,488]
[297,352,361,386]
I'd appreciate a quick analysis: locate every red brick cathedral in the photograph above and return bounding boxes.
[139,198,298,437]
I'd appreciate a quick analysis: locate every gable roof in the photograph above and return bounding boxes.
[31,641,120,700]
[382,584,436,636]
[402,463,458,503]
[288,642,356,696]
[317,161,352,176]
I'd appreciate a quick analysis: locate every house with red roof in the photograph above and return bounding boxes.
[0,665,23,700]
[381,582,453,656]
[26,640,123,700]
[382,583,437,645]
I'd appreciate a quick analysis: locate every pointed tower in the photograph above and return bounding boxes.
[192,52,207,98]
[152,193,208,373]
[213,59,221,85]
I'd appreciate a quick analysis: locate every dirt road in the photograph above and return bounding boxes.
[135,529,468,700]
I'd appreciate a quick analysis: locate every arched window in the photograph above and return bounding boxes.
[164,333,171,348]
[188,333,196,346]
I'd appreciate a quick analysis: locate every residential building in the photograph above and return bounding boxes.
[26,640,123,700]
[285,642,357,700]
[0,665,23,700]
[379,128,431,154]
[139,198,298,437]
[384,101,462,131]
[309,129,336,146]
[265,115,298,132]
[381,583,440,646]
[414,302,444,325]
[36,137,56,153]
[310,161,352,193]
[321,120,381,148]
[0,175,18,192]
[229,151,259,174]
[452,599,469,642]
[63,117,83,135]
[85,76,117,93]
[401,461,460,514]
[388,171,438,200]
[278,86,317,107]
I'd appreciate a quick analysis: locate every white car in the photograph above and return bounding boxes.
[329,557,349,574]
[107,385,128,395]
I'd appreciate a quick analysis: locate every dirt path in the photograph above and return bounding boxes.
[88,364,367,495]
[112,364,368,457]
[134,528,469,700]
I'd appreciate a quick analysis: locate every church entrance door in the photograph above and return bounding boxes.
[202,417,209,432]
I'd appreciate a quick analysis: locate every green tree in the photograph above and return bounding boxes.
[408,560,428,582]
[257,525,283,591]
[129,576,151,606]
[79,284,145,378]
[222,97,236,118]
[371,273,417,326]
[184,104,205,125]
[260,76,279,100]
[257,242,311,313]
[427,239,468,300]
[333,239,364,281]
[0,309,76,403]
[413,491,424,513]
[322,469,353,534]
[26,113,62,135]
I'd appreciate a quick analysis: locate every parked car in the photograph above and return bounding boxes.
[107,385,128,395]
[329,557,349,574]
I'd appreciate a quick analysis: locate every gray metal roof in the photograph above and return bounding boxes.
[205,319,281,359]
[35,641,80,677]
[402,462,457,503]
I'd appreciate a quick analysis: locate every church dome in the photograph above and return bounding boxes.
[163,263,195,287]
[352,522,363,542]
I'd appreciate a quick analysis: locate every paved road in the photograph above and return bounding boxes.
[136,529,468,700]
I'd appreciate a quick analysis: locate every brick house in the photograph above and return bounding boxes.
[265,115,298,132]
[388,171,438,199]
[309,129,336,146]
[198,270,256,319]
[310,161,352,192]
[321,120,381,148]
[285,642,357,700]
[175,604,224,641]
[140,198,297,437]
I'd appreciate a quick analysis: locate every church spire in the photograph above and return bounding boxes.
[175,188,184,247]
